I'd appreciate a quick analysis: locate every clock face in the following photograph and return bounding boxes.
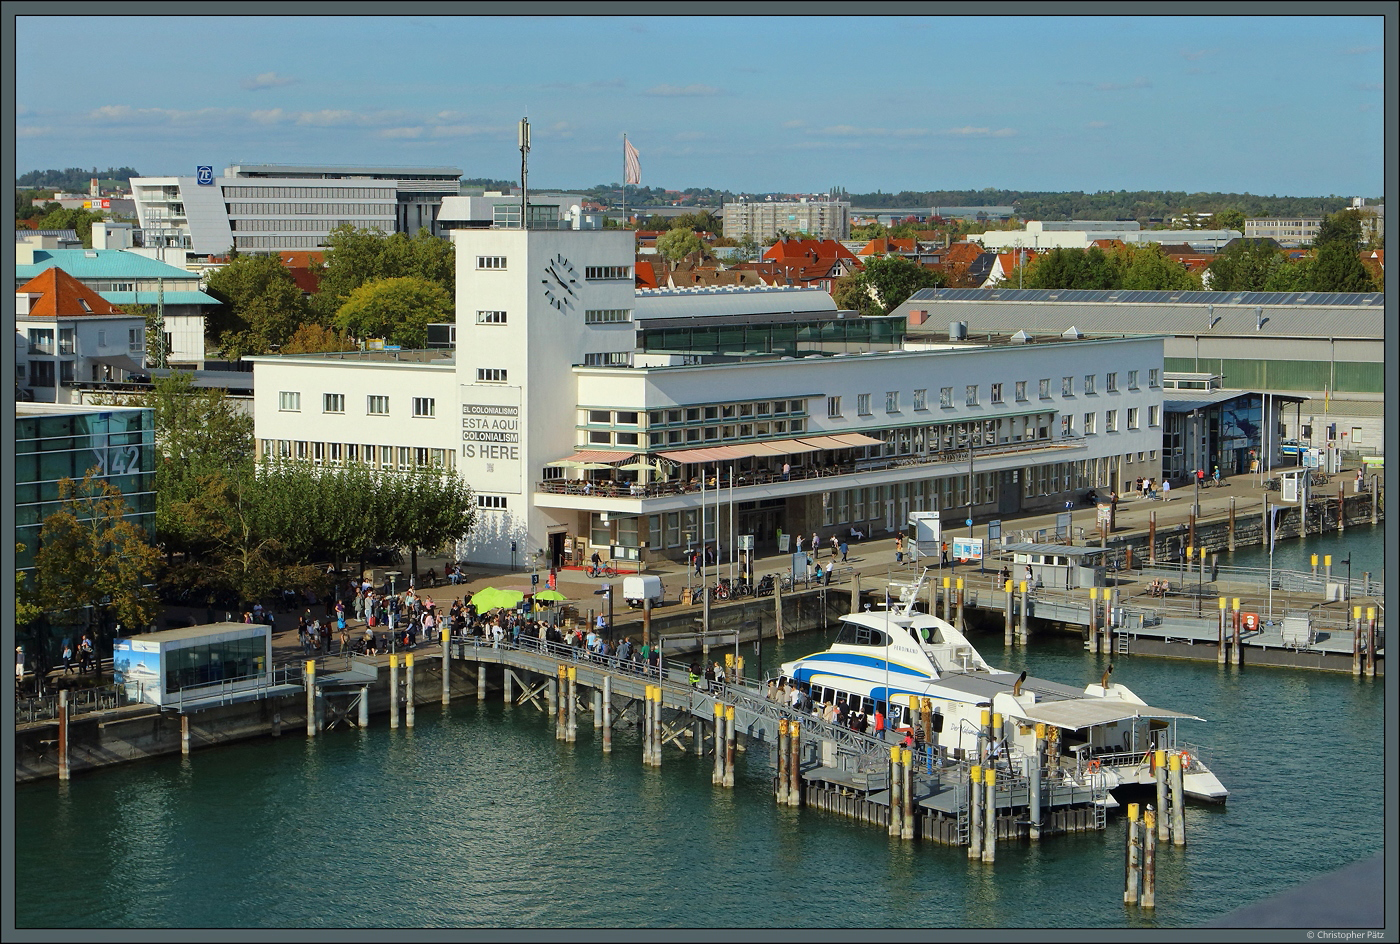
[541,252,579,311]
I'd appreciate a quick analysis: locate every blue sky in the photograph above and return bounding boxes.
[14,14,1387,196]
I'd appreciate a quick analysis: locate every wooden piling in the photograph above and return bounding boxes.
[1169,752,1186,845]
[1337,484,1345,532]
[1352,624,1363,676]
[777,719,789,804]
[982,768,996,863]
[968,765,983,859]
[405,653,415,729]
[1228,497,1236,551]
[1148,511,1156,564]
[441,629,451,705]
[1154,750,1169,840]
[1124,802,1140,903]
[602,674,612,753]
[179,712,191,756]
[308,659,320,736]
[724,705,736,788]
[642,597,652,648]
[1142,809,1157,909]
[712,701,724,783]
[1366,609,1377,679]
[773,580,785,639]
[851,572,862,615]
[58,690,70,779]
[1218,599,1228,664]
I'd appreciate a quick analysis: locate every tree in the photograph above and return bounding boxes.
[656,226,706,262]
[314,225,455,320]
[1308,242,1376,293]
[1312,209,1363,251]
[1204,240,1287,292]
[15,543,42,628]
[671,210,722,235]
[832,272,880,317]
[333,276,453,348]
[281,323,358,355]
[1210,208,1246,234]
[1113,243,1199,291]
[1026,247,1118,290]
[381,465,477,580]
[1260,255,1313,293]
[32,472,162,647]
[833,256,944,316]
[204,253,310,357]
[34,206,105,247]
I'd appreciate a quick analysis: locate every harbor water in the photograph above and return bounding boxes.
[14,621,1385,929]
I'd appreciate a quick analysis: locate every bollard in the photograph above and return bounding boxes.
[359,685,369,728]
[566,667,577,743]
[982,768,997,863]
[58,690,71,780]
[901,747,915,841]
[1324,554,1332,581]
[1003,579,1014,647]
[1310,553,1318,577]
[1142,808,1157,909]
[724,705,736,788]
[1124,802,1141,904]
[777,719,790,804]
[889,746,903,838]
[441,629,451,705]
[307,659,319,736]
[272,710,282,738]
[405,653,415,728]
[1169,752,1186,845]
[968,765,984,860]
[788,720,801,806]
[1029,723,1044,841]
[713,701,725,784]
[602,675,613,753]
[1154,749,1169,840]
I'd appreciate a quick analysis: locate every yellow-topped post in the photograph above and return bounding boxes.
[712,699,724,782]
[1124,801,1141,903]
[388,653,399,729]
[900,746,915,839]
[968,764,984,859]
[1018,580,1029,644]
[982,767,997,862]
[305,659,318,737]
[723,704,736,787]
[889,744,904,838]
[1366,606,1378,677]
[1218,596,1228,664]
[1169,752,1186,845]
[404,651,415,728]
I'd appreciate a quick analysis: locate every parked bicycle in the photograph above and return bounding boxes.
[587,561,619,578]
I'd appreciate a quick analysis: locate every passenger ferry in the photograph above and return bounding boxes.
[777,572,1228,803]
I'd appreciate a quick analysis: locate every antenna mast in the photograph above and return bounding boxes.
[518,117,530,229]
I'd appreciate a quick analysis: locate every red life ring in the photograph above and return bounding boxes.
[1086,759,1102,774]
[1180,750,1193,770]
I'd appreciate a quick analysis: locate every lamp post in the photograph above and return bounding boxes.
[1192,410,1201,520]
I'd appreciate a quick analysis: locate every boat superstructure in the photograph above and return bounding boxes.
[777,572,1228,803]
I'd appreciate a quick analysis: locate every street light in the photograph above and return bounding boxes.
[1192,410,1201,520]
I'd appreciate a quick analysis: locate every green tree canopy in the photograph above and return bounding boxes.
[314,225,455,320]
[1205,239,1288,292]
[1312,209,1364,250]
[1112,243,1199,291]
[34,206,105,247]
[204,253,310,358]
[1025,247,1118,290]
[281,323,358,355]
[833,256,944,317]
[656,226,706,262]
[1308,242,1376,293]
[32,472,161,636]
[1210,208,1246,233]
[333,276,453,348]
[670,210,722,235]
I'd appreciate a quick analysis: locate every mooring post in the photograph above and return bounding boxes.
[889,746,903,838]
[440,628,451,706]
[1142,808,1157,909]
[592,687,602,728]
[712,701,725,784]
[307,659,319,737]
[788,720,802,806]
[477,658,487,702]
[1218,598,1228,664]
[642,597,652,649]
[1169,753,1186,845]
[1228,497,1236,551]
[1029,724,1044,841]
[405,653,415,729]
[1233,597,1244,667]
[1337,484,1345,532]
[1148,511,1157,564]
[956,578,965,632]
[773,580,786,639]
[566,667,577,743]
[1003,579,1014,647]
[1154,750,1169,840]
[777,719,790,804]
[1090,586,1100,654]
[272,709,282,737]
[652,684,663,769]
[1352,622,1363,677]
[1124,802,1141,904]
[602,674,613,753]
[180,713,190,756]
[387,655,399,730]
[941,576,951,622]
[555,666,566,740]
[58,690,70,780]
[968,764,983,859]
[982,767,997,863]
[850,572,861,615]
[504,668,513,706]
[724,705,736,788]
[1366,608,1377,679]
[901,747,915,841]
[1371,473,1378,526]
[358,685,369,728]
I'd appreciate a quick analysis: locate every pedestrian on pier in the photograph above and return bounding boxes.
[810,533,819,557]
[839,540,848,563]
[78,635,93,674]
[830,535,840,559]
[61,641,74,674]
[895,534,905,565]
[1162,480,1171,501]
[941,542,950,567]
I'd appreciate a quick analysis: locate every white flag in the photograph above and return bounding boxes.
[624,137,641,186]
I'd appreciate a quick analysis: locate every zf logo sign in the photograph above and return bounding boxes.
[196,166,214,186]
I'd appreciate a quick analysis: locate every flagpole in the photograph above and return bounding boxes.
[622,133,629,231]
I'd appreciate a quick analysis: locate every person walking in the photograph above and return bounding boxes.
[839,539,848,563]
[895,534,905,565]
[1162,479,1171,501]
[61,640,75,675]
[78,635,94,674]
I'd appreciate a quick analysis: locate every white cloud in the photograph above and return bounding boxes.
[294,109,358,127]
[250,108,287,125]
[242,71,297,91]
[782,119,804,129]
[17,125,52,138]
[379,127,424,139]
[644,83,721,97]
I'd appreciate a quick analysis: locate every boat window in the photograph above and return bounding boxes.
[834,623,891,647]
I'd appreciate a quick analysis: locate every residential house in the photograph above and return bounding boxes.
[16,268,147,403]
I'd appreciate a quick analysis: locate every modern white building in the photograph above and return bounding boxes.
[970,220,1242,253]
[130,163,462,254]
[723,199,851,242]
[249,225,1169,570]
[1243,217,1323,248]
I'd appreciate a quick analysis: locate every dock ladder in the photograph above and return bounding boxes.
[1116,634,1131,655]
[955,782,971,846]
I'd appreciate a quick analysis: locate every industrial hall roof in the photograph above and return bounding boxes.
[899,288,1383,340]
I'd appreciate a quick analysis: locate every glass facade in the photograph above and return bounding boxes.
[15,407,156,571]
[165,635,268,694]
[638,316,904,357]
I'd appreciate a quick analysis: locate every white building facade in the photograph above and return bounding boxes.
[722,199,851,242]
[971,220,1242,253]
[249,226,1166,569]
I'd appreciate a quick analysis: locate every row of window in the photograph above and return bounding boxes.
[583,352,631,367]
[1057,406,1158,436]
[225,203,393,217]
[827,370,1158,418]
[258,440,454,470]
[223,186,394,199]
[585,417,811,448]
[230,218,387,231]
[280,392,436,417]
[233,235,325,248]
[645,400,809,428]
[474,309,632,327]
[478,495,508,509]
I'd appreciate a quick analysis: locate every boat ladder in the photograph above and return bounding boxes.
[955,783,971,846]
[1116,635,1130,654]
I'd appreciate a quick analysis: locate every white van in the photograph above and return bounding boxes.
[622,575,664,608]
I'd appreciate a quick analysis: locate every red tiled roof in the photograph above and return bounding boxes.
[18,267,126,317]
[763,238,858,263]
[634,258,660,290]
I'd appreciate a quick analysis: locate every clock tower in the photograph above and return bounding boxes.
[452,225,635,564]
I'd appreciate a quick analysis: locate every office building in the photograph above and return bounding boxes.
[723,199,851,242]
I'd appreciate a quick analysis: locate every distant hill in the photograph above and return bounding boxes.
[17,166,142,192]
[842,189,1379,222]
